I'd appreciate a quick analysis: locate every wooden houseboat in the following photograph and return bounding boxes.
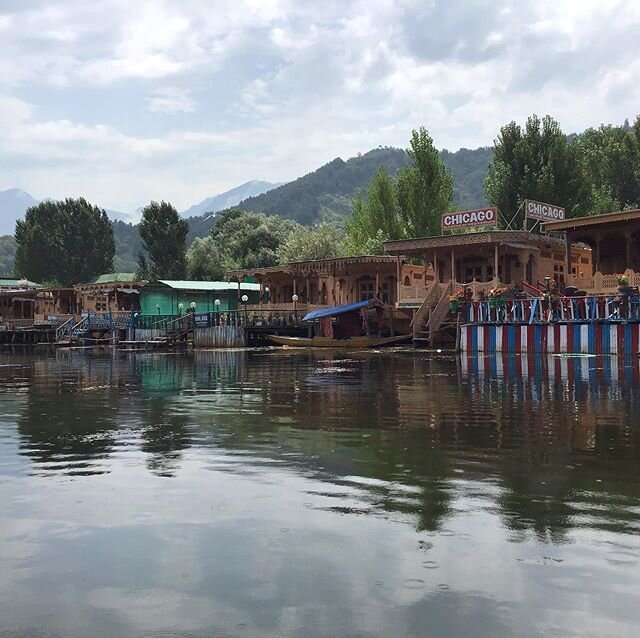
[383,230,592,346]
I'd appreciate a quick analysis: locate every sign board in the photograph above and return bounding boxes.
[524,199,565,222]
[194,313,210,328]
[441,207,497,231]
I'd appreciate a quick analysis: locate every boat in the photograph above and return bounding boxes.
[266,334,411,348]
[266,299,410,348]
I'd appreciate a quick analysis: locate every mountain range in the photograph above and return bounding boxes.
[0,145,493,274]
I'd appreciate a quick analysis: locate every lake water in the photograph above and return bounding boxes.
[1,348,639,638]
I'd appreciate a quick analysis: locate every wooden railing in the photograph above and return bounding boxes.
[2,319,34,330]
[567,270,640,294]
[399,285,430,302]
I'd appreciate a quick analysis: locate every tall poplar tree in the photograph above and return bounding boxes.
[396,127,454,237]
[138,201,188,280]
[484,114,589,228]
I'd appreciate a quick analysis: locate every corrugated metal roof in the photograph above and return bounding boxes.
[156,280,261,292]
[85,273,139,284]
[0,278,40,288]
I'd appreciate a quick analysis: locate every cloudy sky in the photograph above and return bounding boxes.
[1,0,639,213]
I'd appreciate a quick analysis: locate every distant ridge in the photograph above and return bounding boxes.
[0,188,38,235]
[181,180,281,218]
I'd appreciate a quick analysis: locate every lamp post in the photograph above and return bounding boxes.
[156,303,161,316]
[544,275,552,293]
[292,293,299,325]
[214,298,221,325]
[177,302,183,316]
[241,294,249,326]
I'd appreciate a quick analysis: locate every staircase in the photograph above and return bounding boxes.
[411,282,447,347]
[413,282,454,347]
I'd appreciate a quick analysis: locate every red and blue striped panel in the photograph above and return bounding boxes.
[459,323,640,355]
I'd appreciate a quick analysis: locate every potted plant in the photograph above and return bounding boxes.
[488,286,506,308]
[449,289,464,314]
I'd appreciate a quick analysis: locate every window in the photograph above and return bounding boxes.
[360,279,375,301]
[403,276,410,286]
[381,282,391,304]
[412,273,423,280]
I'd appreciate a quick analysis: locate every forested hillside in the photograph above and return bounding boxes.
[185,145,493,239]
[237,148,410,224]
[441,147,493,208]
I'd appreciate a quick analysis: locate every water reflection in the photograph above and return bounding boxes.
[1,349,640,637]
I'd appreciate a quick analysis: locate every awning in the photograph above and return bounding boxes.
[117,287,140,294]
[302,299,382,322]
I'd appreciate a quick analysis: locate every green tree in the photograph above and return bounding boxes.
[14,198,115,286]
[344,167,403,255]
[485,114,589,228]
[210,208,299,269]
[0,235,16,275]
[576,120,640,214]
[278,222,345,264]
[186,235,227,280]
[138,201,188,280]
[344,128,453,252]
[396,127,454,237]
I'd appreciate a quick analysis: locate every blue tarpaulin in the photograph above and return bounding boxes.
[302,300,372,322]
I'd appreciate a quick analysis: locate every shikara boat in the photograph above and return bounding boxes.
[266,299,410,348]
[266,334,411,348]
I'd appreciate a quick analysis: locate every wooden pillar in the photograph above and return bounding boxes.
[565,233,572,283]
[433,250,438,283]
[396,256,401,304]
[494,243,499,285]
[293,278,297,300]
[306,275,310,304]
[375,269,380,299]
[626,232,632,269]
[450,248,455,285]
[594,239,601,274]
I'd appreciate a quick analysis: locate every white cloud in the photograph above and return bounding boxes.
[0,0,639,212]
[146,87,196,114]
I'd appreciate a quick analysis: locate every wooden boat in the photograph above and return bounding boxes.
[266,334,411,348]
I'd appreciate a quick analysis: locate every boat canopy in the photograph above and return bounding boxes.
[302,299,382,322]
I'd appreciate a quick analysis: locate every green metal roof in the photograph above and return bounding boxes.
[84,273,139,284]
[0,278,41,288]
[155,280,261,291]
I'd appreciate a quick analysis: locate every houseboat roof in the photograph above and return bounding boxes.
[383,230,564,254]
[544,209,640,231]
[153,280,261,292]
[0,278,41,289]
[84,273,140,285]
[302,299,383,321]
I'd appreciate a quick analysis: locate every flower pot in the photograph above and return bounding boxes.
[449,301,459,314]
